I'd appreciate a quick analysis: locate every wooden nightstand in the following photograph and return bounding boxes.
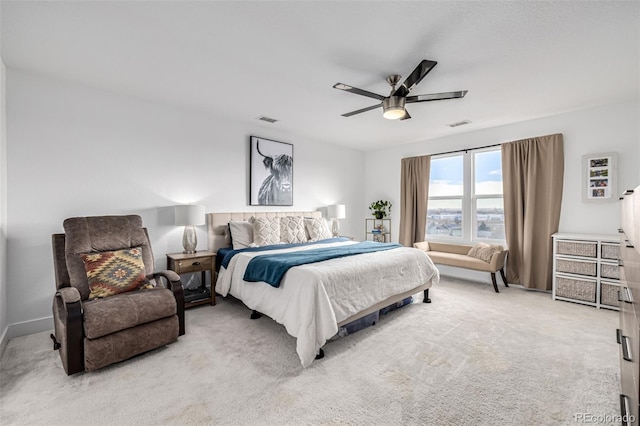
[166,251,216,308]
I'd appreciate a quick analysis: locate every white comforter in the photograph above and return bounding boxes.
[216,240,439,367]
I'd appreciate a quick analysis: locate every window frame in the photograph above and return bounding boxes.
[427,147,505,245]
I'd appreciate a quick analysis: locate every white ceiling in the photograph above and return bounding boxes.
[1,1,639,151]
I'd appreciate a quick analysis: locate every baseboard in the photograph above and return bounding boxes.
[438,269,547,293]
[1,316,53,356]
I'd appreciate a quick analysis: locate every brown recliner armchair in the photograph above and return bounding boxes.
[51,215,185,375]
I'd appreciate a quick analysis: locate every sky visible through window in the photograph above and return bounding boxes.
[429,151,503,206]
[428,150,504,240]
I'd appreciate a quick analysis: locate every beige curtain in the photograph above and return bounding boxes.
[502,133,564,290]
[399,155,430,247]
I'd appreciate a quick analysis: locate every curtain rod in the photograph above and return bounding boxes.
[430,143,501,157]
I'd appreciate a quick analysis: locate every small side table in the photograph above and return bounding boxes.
[166,251,216,308]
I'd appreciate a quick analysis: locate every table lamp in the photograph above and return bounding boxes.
[327,204,346,237]
[174,204,205,253]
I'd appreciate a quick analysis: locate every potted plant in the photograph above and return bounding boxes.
[369,200,392,219]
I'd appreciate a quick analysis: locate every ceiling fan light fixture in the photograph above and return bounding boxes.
[334,59,466,120]
[383,108,405,120]
[382,96,406,120]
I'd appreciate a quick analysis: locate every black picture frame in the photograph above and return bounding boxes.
[250,136,293,206]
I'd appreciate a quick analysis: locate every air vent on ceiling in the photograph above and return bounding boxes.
[257,116,278,124]
[448,119,471,128]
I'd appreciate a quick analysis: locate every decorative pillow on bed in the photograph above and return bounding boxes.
[304,217,333,241]
[250,216,281,246]
[229,221,254,249]
[81,247,153,300]
[224,225,232,246]
[280,216,307,244]
[467,242,503,263]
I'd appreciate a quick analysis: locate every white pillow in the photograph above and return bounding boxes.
[304,218,333,241]
[250,217,281,246]
[228,221,253,250]
[280,216,307,244]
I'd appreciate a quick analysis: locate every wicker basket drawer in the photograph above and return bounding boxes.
[556,276,596,302]
[601,243,620,260]
[557,240,597,258]
[601,262,620,280]
[600,282,620,308]
[556,258,597,277]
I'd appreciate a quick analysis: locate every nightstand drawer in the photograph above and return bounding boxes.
[173,256,213,274]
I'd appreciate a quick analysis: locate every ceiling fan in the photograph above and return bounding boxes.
[333,59,468,120]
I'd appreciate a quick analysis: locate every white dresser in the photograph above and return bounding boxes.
[552,232,621,310]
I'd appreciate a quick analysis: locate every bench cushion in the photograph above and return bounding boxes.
[414,241,507,274]
[426,251,498,272]
[427,241,471,255]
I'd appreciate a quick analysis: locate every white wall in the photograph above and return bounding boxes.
[4,69,365,338]
[5,67,638,336]
[365,100,640,280]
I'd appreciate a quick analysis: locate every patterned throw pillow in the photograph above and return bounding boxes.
[467,242,504,263]
[280,216,308,244]
[250,217,281,246]
[81,247,152,300]
[304,218,333,241]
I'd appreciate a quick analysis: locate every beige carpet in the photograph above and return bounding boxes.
[0,276,619,425]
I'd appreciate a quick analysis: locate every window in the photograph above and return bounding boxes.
[426,148,504,243]
[473,150,504,241]
[426,155,464,239]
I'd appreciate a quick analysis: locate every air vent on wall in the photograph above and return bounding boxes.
[448,119,471,128]
[257,116,278,124]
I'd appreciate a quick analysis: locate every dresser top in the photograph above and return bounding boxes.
[553,232,620,242]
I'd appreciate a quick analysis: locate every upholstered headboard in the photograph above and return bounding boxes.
[206,211,323,253]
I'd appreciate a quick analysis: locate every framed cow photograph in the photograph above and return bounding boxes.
[250,136,293,206]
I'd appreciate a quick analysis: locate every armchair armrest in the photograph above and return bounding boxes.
[56,286,81,304]
[149,270,185,336]
[150,270,180,283]
[53,286,84,375]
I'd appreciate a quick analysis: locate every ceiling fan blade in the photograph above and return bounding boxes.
[399,110,411,121]
[405,90,468,103]
[341,103,383,117]
[393,60,438,98]
[333,83,385,101]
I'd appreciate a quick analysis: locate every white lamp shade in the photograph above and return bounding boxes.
[174,204,205,226]
[327,204,346,219]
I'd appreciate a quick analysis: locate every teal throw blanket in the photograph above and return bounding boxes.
[243,241,402,287]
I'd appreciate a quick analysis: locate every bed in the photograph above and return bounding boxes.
[207,211,440,367]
